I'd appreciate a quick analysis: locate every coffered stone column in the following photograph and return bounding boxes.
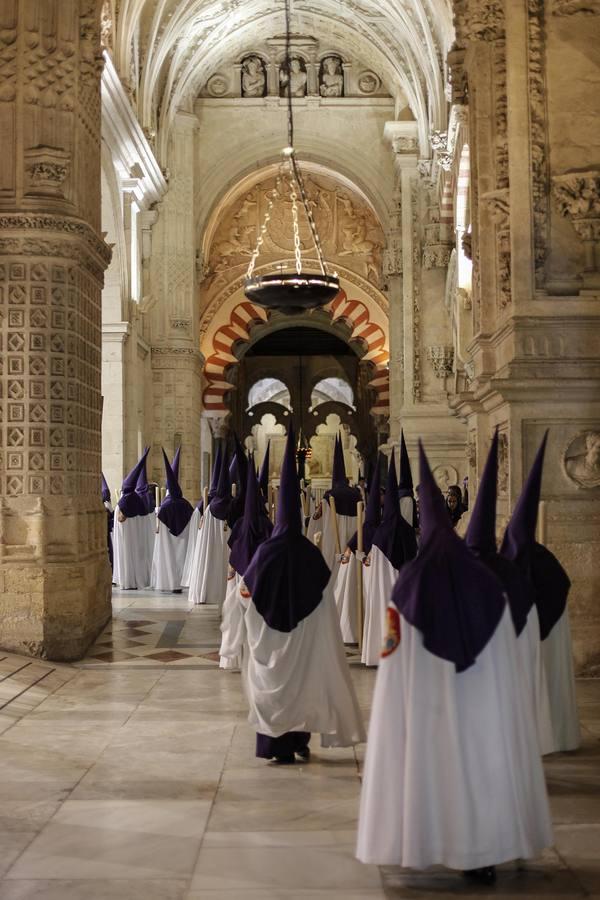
[0,0,111,660]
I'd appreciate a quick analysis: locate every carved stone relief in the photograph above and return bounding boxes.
[319,56,344,97]
[551,0,600,12]
[427,345,455,378]
[433,464,459,490]
[481,188,511,310]
[552,171,600,280]
[563,431,600,489]
[207,173,384,288]
[528,0,549,287]
[497,431,509,495]
[241,56,266,97]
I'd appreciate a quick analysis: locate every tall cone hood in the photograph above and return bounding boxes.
[229,456,273,575]
[210,446,232,522]
[398,431,414,496]
[416,441,451,545]
[331,433,347,487]
[259,440,270,499]
[118,447,150,518]
[273,424,302,536]
[348,453,382,555]
[501,431,548,561]
[171,446,181,482]
[157,448,193,536]
[371,452,417,570]
[465,430,499,556]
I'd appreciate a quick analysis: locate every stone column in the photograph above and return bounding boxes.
[149,111,203,500]
[0,0,112,660]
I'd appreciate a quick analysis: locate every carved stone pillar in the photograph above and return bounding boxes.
[0,0,112,660]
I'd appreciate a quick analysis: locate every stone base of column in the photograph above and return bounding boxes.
[0,558,111,661]
[0,500,112,662]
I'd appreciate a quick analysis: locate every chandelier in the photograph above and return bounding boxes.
[244,0,340,314]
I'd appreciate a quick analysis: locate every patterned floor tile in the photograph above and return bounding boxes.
[145,651,194,663]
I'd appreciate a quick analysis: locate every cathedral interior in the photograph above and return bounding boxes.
[0,0,599,896]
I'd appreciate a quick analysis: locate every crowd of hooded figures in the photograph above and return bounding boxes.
[101,424,580,887]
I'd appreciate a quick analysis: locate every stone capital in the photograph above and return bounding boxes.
[383,122,419,170]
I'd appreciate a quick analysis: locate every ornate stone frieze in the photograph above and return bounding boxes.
[417,159,433,181]
[481,188,511,309]
[427,345,455,378]
[411,179,422,402]
[466,433,477,472]
[497,431,509,495]
[454,0,506,43]
[383,234,403,276]
[24,146,70,199]
[493,41,508,190]
[462,230,473,260]
[552,171,600,279]
[447,45,468,105]
[528,0,549,287]
[391,136,418,154]
[551,0,600,12]
[562,431,600,489]
[0,213,111,265]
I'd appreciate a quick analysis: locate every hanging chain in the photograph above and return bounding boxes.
[246,173,283,278]
[288,168,303,275]
[245,0,331,281]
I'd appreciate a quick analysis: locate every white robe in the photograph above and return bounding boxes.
[112,515,152,590]
[518,608,555,756]
[181,507,200,588]
[307,502,357,571]
[542,609,581,752]
[219,571,245,670]
[357,605,553,871]
[187,506,229,607]
[361,546,398,666]
[243,581,366,747]
[333,551,364,644]
[151,521,190,592]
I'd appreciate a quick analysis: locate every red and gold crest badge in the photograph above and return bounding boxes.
[381,606,401,658]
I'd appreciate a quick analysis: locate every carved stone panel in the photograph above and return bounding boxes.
[563,431,600,489]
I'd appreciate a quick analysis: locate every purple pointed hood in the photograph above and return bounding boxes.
[500,432,569,639]
[171,446,181,482]
[465,430,532,636]
[209,446,231,522]
[197,443,223,512]
[347,454,382,554]
[157,449,193,537]
[101,472,111,504]
[259,441,271,499]
[118,448,151,518]
[228,433,249,526]
[229,459,273,575]
[135,446,154,513]
[398,431,414,497]
[371,452,417,570]
[324,434,361,516]
[243,424,331,633]
[392,442,506,672]
[500,432,547,562]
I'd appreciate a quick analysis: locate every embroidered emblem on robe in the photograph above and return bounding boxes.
[381,606,401,657]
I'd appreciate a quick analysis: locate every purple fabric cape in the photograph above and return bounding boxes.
[244,424,330,633]
[392,442,506,673]
[371,453,417,571]
[229,462,273,576]
[157,449,193,537]
[500,432,569,639]
[118,448,151,518]
[347,454,382,554]
[465,430,531,636]
[323,434,361,516]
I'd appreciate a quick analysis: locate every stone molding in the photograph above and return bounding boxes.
[24,146,70,199]
[0,213,111,265]
[101,53,167,210]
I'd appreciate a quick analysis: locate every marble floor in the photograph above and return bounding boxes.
[0,590,597,899]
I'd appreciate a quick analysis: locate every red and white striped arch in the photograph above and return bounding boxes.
[202,290,389,418]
